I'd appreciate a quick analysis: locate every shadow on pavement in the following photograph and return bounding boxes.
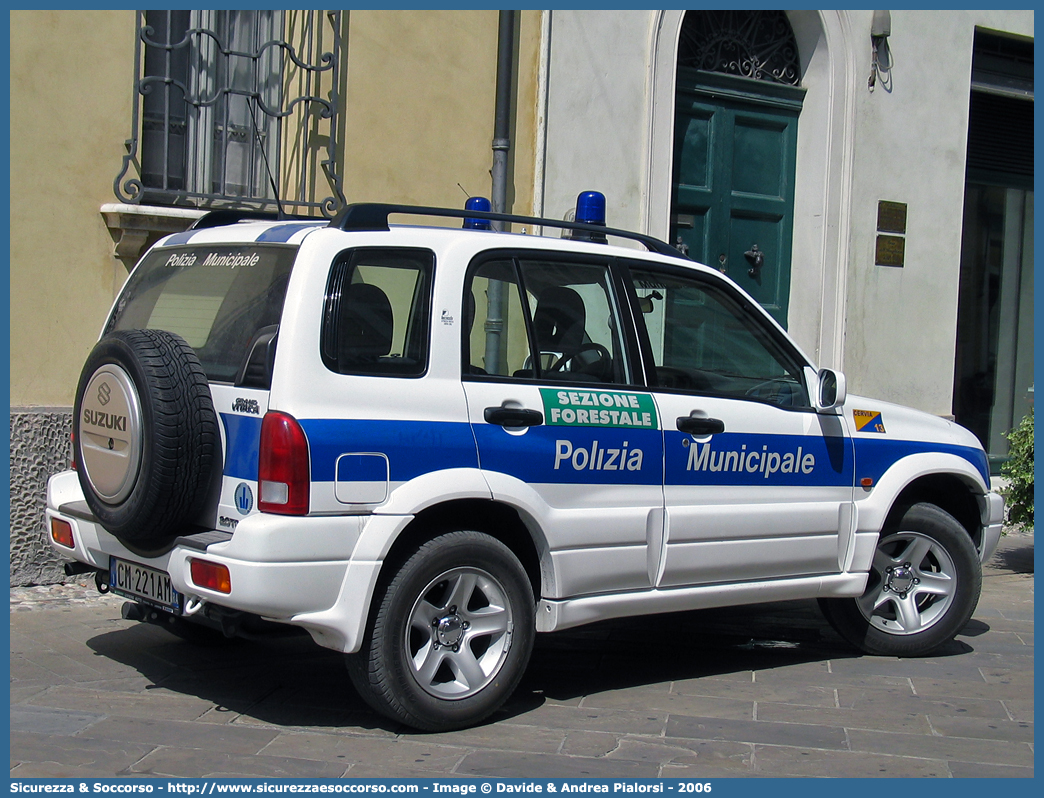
[82,598,893,732]
[86,620,402,732]
[85,538,1021,734]
[987,532,1034,574]
[520,600,859,702]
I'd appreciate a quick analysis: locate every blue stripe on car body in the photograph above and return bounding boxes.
[852,437,990,485]
[221,414,989,491]
[161,229,199,247]
[475,425,662,485]
[256,223,326,243]
[221,413,263,480]
[664,430,852,487]
[301,419,480,482]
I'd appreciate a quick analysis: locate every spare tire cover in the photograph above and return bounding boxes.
[74,329,218,551]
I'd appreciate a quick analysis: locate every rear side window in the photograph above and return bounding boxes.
[106,245,297,383]
[321,248,434,377]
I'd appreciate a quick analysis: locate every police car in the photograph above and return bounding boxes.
[46,192,1004,731]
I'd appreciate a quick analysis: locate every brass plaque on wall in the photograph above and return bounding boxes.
[876,234,905,267]
[877,201,908,234]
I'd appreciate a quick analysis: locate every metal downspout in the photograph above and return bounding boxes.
[484,10,516,375]
[491,10,516,226]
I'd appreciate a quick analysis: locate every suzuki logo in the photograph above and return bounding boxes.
[97,382,112,406]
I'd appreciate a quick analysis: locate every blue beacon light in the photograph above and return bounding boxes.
[463,196,492,229]
[572,190,608,243]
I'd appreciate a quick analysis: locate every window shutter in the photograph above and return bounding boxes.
[966,91,1033,179]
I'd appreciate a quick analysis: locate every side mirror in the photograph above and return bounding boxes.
[637,291,662,314]
[815,368,847,412]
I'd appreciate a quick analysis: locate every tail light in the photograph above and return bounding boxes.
[190,558,231,593]
[70,431,77,470]
[50,518,75,549]
[258,411,310,515]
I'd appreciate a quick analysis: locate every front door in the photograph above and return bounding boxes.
[626,261,855,588]
[672,71,803,327]
[461,252,664,599]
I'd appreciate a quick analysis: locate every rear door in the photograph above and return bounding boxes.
[461,251,664,598]
[625,261,855,588]
[300,246,479,513]
[106,241,300,531]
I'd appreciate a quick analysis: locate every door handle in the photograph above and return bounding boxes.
[484,407,543,427]
[676,416,725,436]
[745,244,765,279]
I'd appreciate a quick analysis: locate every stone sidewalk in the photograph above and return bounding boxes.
[9,532,1034,779]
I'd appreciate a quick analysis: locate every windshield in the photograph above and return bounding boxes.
[105,244,298,383]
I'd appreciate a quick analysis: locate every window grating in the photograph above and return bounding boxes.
[678,11,801,86]
[115,10,344,217]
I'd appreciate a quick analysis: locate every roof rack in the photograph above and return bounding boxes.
[327,203,688,260]
[189,209,321,230]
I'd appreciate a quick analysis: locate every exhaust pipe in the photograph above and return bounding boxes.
[63,561,99,577]
[120,601,146,621]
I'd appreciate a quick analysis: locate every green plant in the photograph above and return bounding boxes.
[1000,408,1034,531]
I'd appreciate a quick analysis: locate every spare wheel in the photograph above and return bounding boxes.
[74,329,218,551]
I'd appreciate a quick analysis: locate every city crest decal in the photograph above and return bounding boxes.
[853,409,886,434]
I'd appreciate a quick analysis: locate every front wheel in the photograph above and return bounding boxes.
[819,503,981,656]
[346,531,535,731]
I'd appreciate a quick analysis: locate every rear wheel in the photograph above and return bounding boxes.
[347,531,535,731]
[819,502,981,656]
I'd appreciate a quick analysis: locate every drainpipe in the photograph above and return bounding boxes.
[484,10,516,374]
[491,9,516,226]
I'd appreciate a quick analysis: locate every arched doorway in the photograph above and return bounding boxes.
[671,11,805,327]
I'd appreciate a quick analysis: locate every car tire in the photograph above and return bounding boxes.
[819,502,981,656]
[74,329,218,553]
[346,531,535,731]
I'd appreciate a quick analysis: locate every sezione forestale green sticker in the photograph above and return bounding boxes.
[540,388,658,429]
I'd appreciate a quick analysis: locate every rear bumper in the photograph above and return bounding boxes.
[45,471,381,653]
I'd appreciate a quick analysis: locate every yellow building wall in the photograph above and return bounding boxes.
[341,9,539,214]
[10,10,136,407]
[9,9,541,409]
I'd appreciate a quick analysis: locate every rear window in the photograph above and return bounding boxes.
[105,244,297,383]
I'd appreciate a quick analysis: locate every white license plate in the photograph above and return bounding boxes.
[109,557,182,613]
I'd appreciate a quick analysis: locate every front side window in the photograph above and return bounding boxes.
[106,244,297,383]
[630,266,809,408]
[464,255,631,385]
[321,249,434,377]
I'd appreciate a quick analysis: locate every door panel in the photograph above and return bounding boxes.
[659,402,853,587]
[674,108,716,263]
[673,78,801,327]
[729,212,787,316]
[676,109,714,192]
[462,254,664,598]
[732,116,787,196]
[627,262,854,588]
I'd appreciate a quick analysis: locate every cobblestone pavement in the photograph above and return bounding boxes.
[10,532,1033,779]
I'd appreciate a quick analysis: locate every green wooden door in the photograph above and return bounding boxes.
[672,71,804,327]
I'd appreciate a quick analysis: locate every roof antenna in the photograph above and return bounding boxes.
[457,183,471,198]
[249,103,286,220]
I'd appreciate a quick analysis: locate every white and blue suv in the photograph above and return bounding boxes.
[47,194,1004,731]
